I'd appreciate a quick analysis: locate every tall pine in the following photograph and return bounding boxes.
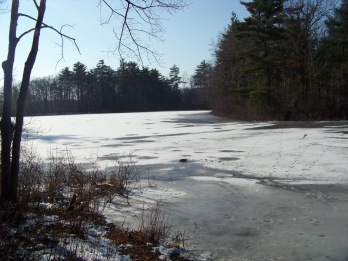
[324,0,348,116]
[238,0,286,89]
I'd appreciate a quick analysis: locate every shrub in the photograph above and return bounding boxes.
[1,148,189,260]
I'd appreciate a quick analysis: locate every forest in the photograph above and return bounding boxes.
[210,0,348,120]
[1,0,347,120]
[0,60,210,116]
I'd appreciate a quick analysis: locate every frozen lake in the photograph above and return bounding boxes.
[25,111,348,260]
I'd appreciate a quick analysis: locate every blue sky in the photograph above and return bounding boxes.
[0,0,249,80]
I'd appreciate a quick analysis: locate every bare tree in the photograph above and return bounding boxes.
[0,0,187,204]
[284,0,337,100]
[99,0,186,64]
[1,0,47,203]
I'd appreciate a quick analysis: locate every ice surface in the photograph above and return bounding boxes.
[24,111,348,260]
[25,111,348,185]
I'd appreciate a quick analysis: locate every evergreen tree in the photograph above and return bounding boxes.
[169,65,182,90]
[325,0,348,75]
[192,60,213,108]
[239,0,286,89]
[92,60,117,112]
[168,65,182,108]
[193,60,213,89]
[57,67,74,113]
[323,0,348,116]
[72,62,88,112]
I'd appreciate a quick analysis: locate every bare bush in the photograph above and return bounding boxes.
[138,201,172,244]
[105,201,180,260]
[107,154,140,204]
[1,148,191,260]
[18,147,45,206]
[17,149,142,213]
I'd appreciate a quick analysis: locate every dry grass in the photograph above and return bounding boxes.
[0,149,190,260]
[106,201,188,261]
[138,201,171,244]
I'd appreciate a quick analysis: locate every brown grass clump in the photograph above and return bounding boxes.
[0,149,190,260]
[106,201,189,261]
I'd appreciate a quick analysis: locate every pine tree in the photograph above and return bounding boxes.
[326,0,348,70]
[169,65,182,90]
[168,65,182,108]
[92,60,117,112]
[72,62,88,112]
[193,60,213,89]
[191,60,213,108]
[57,67,74,113]
[238,0,286,89]
[324,0,348,116]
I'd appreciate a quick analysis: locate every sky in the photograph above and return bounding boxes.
[0,0,250,80]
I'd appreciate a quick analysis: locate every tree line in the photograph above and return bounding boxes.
[209,0,348,120]
[0,60,212,116]
[2,0,347,121]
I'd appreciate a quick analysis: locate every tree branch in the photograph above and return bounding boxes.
[99,0,187,65]
[119,2,131,51]
[32,0,39,10]
[18,13,80,54]
[54,24,81,68]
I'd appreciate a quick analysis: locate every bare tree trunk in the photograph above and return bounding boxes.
[10,0,46,202]
[1,0,19,203]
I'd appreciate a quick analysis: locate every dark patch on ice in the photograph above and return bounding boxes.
[123,140,155,144]
[337,130,347,135]
[117,132,193,142]
[161,120,176,124]
[98,154,138,161]
[114,130,235,143]
[235,227,258,237]
[218,157,239,161]
[181,124,196,127]
[101,143,132,148]
[97,155,118,160]
[138,156,158,160]
[113,135,157,143]
[247,121,348,130]
[219,150,244,153]
[175,112,230,125]
[114,136,149,140]
[325,130,348,135]
[156,132,191,138]
[26,134,80,141]
[99,153,118,158]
